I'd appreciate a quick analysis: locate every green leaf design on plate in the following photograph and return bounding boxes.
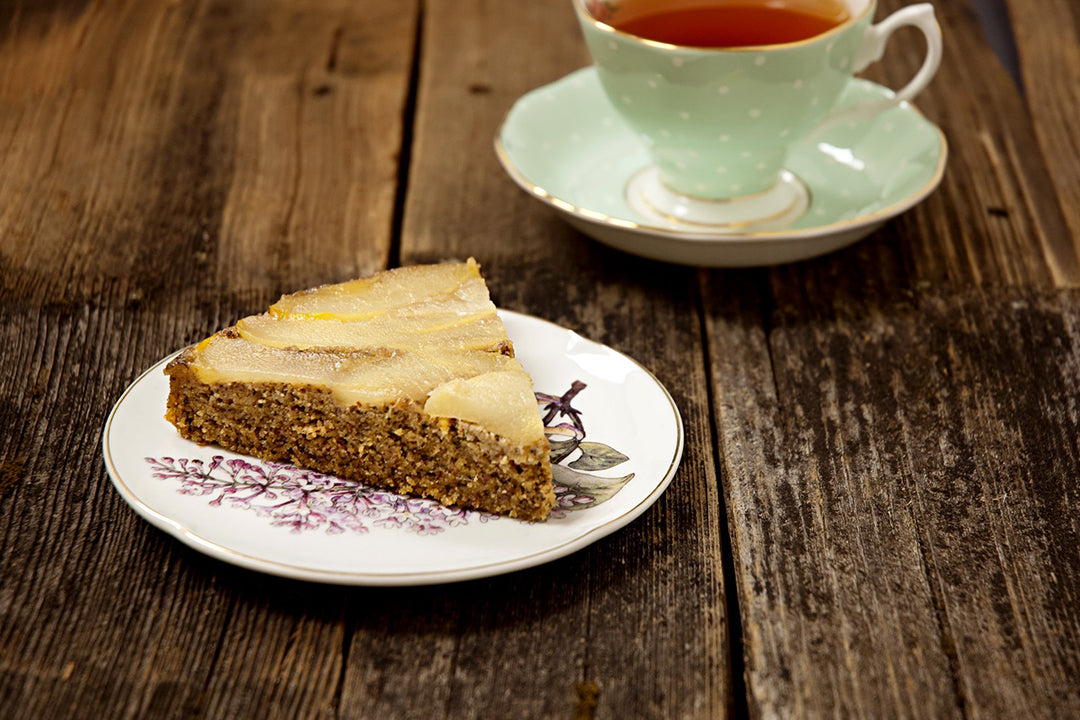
[548,437,582,465]
[553,465,635,510]
[567,441,629,472]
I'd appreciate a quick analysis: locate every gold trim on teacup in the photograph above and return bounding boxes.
[626,168,813,229]
[653,171,798,205]
[572,0,876,53]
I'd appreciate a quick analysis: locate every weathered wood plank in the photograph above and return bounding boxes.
[0,0,417,717]
[706,2,1080,716]
[379,0,732,717]
[1006,0,1080,271]
[888,288,1080,717]
[0,0,411,304]
[704,269,964,720]
[854,0,1080,287]
[1,297,232,718]
[708,269,1080,719]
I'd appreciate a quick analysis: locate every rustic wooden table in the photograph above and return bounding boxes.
[2,0,1078,717]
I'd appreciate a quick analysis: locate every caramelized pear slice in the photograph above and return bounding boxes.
[178,258,544,445]
[270,259,485,321]
[235,311,508,354]
[424,369,544,446]
[188,332,524,410]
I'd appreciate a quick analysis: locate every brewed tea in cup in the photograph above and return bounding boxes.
[609,0,852,47]
[574,0,942,230]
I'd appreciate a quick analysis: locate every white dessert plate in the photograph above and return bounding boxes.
[496,66,947,267]
[102,311,683,586]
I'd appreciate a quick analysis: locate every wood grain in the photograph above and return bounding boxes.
[0,0,416,718]
[391,0,731,716]
[853,0,1080,287]
[701,1,1080,717]
[2,0,1080,717]
[0,0,413,305]
[1006,0,1080,274]
[706,266,1080,718]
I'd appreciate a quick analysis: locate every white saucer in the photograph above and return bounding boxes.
[496,67,947,267]
[102,311,683,586]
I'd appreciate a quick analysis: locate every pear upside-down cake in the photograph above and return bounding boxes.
[164,259,555,521]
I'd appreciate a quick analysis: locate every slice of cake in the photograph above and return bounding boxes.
[164,259,555,521]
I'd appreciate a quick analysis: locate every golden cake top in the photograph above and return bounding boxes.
[177,259,545,446]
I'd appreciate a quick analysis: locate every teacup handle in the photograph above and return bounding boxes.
[853,3,943,104]
[809,3,941,139]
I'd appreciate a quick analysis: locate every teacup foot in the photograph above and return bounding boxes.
[626,167,810,233]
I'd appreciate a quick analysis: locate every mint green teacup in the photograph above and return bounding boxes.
[573,0,942,230]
